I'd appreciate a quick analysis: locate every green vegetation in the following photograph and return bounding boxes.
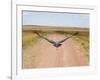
[22,30,49,48]
[72,33,89,57]
[22,31,40,48]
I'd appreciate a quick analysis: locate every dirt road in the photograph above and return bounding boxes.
[22,33,89,69]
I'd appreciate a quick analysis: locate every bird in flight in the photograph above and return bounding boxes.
[35,32,78,48]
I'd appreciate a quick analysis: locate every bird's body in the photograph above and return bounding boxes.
[35,32,78,48]
[53,43,62,48]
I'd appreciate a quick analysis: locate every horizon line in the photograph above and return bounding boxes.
[23,24,89,28]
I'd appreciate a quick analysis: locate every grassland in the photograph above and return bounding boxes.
[73,33,89,57]
[22,25,89,68]
[22,31,40,48]
[22,25,89,56]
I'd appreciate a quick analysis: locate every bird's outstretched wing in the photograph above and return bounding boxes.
[35,32,56,45]
[57,32,79,44]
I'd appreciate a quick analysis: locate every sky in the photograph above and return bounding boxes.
[23,11,89,28]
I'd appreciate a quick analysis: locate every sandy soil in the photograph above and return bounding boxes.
[22,33,89,69]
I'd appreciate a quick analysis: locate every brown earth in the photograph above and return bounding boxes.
[22,33,89,69]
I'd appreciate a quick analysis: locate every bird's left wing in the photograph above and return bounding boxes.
[34,32,56,44]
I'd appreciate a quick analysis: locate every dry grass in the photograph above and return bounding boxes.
[73,34,89,57]
[22,31,40,48]
[22,28,89,55]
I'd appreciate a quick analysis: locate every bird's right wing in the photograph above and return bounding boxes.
[57,32,79,44]
[35,32,56,44]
